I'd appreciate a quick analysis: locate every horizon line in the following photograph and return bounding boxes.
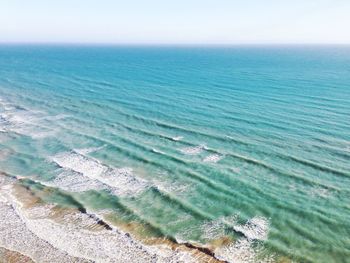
[1,42,350,47]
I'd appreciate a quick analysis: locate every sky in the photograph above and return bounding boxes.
[1,0,350,44]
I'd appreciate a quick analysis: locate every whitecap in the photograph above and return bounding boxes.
[52,151,149,197]
[215,238,274,263]
[201,220,226,240]
[200,215,238,241]
[74,145,106,155]
[172,136,183,141]
[204,215,273,262]
[0,180,201,263]
[203,154,223,163]
[180,145,206,155]
[233,216,269,241]
[152,148,165,155]
[46,170,107,193]
[310,187,331,198]
[0,108,56,139]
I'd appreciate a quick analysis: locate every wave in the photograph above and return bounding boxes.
[201,215,237,241]
[203,154,223,163]
[215,238,274,263]
[200,215,273,262]
[52,150,149,197]
[0,174,227,263]
[0,100,58,139]
[0,175,89,263]
[233,216,269,241]
[172,136,184,141]
[49,149,225,223]
[152,148,165,155]
[74,145,106,155]
[180,145,206,155]
[45,170,107,193]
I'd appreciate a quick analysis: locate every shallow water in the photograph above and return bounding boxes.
[0,45,350,262]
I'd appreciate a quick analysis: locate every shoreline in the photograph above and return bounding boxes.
[0,172,231,263]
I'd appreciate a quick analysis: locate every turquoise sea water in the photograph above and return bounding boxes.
[0,45,350,262]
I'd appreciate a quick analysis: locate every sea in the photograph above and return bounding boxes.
[0,45,349,263]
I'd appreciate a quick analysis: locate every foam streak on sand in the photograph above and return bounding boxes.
[52,151,149,197]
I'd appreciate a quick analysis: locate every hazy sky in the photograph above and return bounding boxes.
[1,0,350,44]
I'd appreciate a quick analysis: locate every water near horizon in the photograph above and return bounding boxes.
[0,45,350,263]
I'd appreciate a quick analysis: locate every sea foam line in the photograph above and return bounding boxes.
[201,215,273,263]
[44,169,108,193]
[0,101,60,139]
[180,144,207,155]
[51,150,149,197]
[203,154,223,163]
[233,216,270,241]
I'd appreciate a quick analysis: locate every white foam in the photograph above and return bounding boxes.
[203,154,223,163]
[147,245,198,263]
[152,148,165,155]
[0,180,89,262]
[233,216,269,241]
[155,180,191,195]
[45,114,69,121]
[0,180,200,263]
[47,170,107,193]
[180,145,206,155]
[74,145,106,155]
[201,215,237,241]
[20,129,56,139]
[200,215,273,262]
[52,151,149,197]
[172,136,183,141]
[0,106,56,139]
[0,192,7,202]
[310,187,331,198]
[215,238,274,263]
[201,220,226,241]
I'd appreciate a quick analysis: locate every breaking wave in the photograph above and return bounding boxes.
[52,151,149,197]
